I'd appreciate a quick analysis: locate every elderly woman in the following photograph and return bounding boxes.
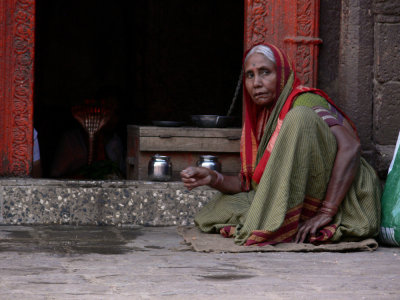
[181,43,381,245]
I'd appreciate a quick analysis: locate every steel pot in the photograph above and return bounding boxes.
[196,155,221,172]
[148,154,172,181]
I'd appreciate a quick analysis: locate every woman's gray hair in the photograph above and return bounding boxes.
[245,45,276,65]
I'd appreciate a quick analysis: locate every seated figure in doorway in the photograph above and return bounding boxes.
[50,94,125,180]
[180,43,381,245]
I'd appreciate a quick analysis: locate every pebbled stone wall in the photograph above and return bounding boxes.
[0,179,217,226]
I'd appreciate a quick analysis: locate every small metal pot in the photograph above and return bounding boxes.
[148,154,172,181]
[196,155,221,172]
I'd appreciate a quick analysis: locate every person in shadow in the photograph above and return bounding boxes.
[50,90,125,180]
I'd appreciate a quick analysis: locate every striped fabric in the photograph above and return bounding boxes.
[313,106,342,127]
[293,92,344,128]
[247,83,357,190]
[195,43,381,246]
[195,106,381,245]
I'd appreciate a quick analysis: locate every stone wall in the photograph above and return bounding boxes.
[320,0,400,177]
[373,0,400,176]
[338,0,375,155]
[319,0,377,163]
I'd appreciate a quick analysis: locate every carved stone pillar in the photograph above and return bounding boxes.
[0,0,35,176]
[244,0,321,87]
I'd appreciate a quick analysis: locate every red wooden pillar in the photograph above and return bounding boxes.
[244,0,321,87]
[0,0,35,176]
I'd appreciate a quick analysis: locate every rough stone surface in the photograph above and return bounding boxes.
[318,0,341,101]
[372,1,400,172]
[373,81,400,145]
[373,0,400,15]
[375,14,400,23]
[374,23,400,83]
[375,144,397,179]
[338,0,374,152]
[0,179,217,226]
[318,0,400,173]
[0,225,400,299]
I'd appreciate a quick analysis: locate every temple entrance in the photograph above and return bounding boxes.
[34,0,244,178]
[1,0,322,178]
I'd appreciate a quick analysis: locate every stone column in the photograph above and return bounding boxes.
[337,0,374,158]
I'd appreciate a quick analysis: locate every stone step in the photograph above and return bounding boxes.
[0,179,216,226]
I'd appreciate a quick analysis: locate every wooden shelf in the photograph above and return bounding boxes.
[126,126,242,180]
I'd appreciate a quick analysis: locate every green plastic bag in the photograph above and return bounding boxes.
[380,132,400,246]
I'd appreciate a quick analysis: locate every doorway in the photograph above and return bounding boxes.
[34,0,244,178]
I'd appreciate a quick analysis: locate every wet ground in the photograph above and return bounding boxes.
[1,225,400,299]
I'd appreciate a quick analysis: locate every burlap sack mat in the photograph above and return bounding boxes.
[177,226,378,253]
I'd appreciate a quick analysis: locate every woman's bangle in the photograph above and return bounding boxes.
[210,170,224,188]
[320,202,338,217]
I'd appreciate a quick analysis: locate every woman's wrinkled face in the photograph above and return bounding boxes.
[244,53,277,107]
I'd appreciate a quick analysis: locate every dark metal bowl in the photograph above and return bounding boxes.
[191,115,235,128]
[152,120,185,127]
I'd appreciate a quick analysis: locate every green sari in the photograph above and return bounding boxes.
[195,75,381,246]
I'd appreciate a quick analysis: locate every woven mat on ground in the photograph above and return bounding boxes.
[177,226,378,253]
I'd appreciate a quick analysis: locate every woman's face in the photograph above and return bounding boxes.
[244,53,277,107]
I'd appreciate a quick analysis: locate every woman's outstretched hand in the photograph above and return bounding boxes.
[294,213,333,243]
[180,166,213,191]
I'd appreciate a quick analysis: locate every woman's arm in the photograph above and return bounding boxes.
[295,124,361,243]
[180,166,242,194]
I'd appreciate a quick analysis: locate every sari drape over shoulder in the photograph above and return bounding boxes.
[194,43,381,245]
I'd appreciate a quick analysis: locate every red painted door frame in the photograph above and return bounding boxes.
[0,0,35,176]
[0,0,320,177]
[245,0,321,87]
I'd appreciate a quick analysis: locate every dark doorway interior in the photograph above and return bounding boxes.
[34,0,244,178]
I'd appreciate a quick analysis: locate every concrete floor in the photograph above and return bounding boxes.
[0,225,400,299]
